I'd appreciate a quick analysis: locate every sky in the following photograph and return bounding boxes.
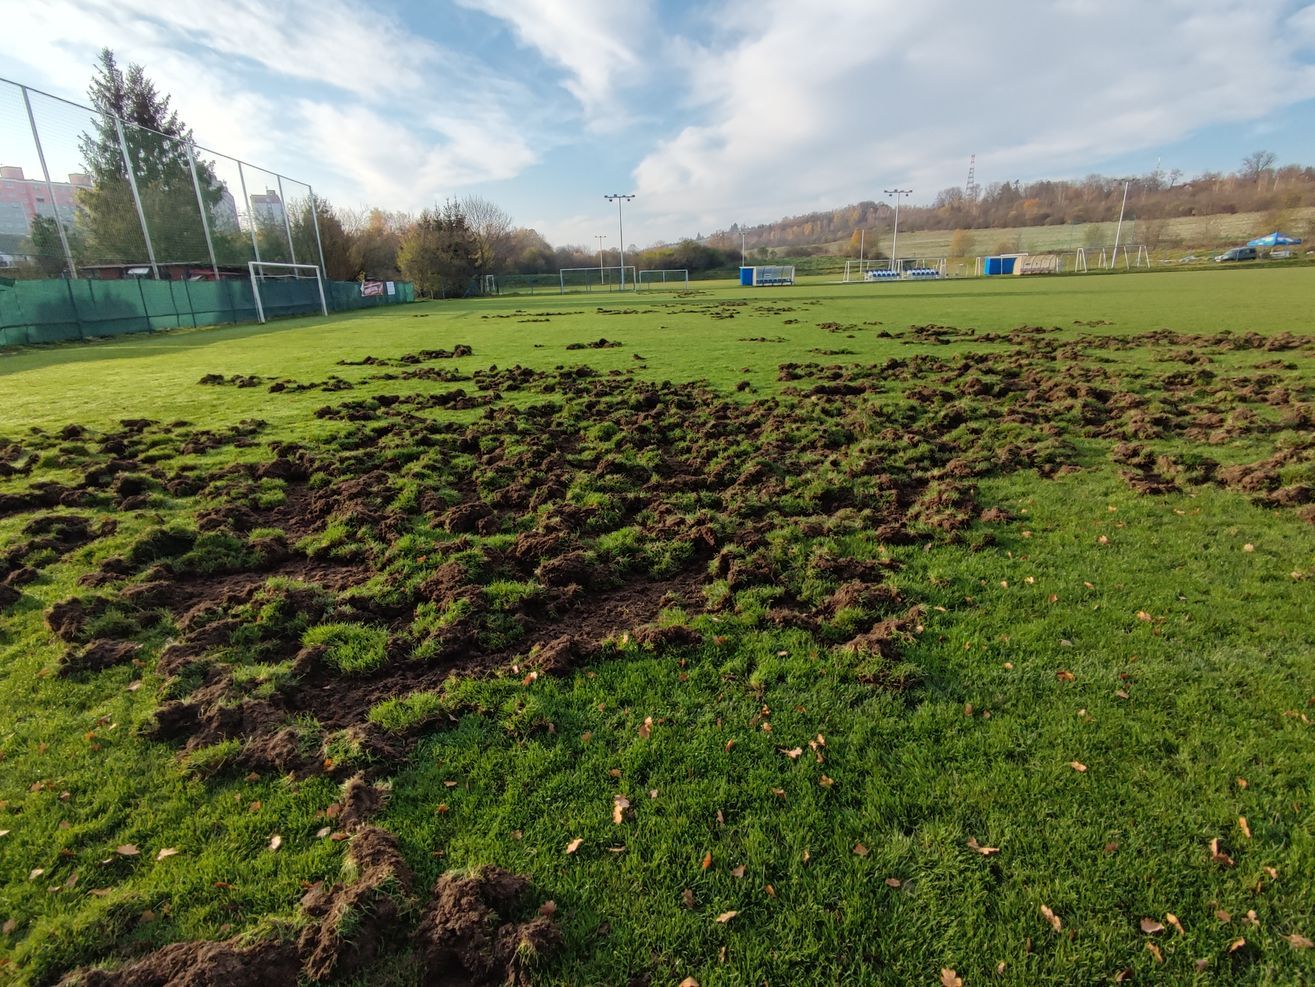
[2,0,1315,248]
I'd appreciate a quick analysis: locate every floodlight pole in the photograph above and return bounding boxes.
[595,234,607,284]
[884,188,912,273]
[605,193,634,290]
[1110,179,1130,270]
[740,228,746,266]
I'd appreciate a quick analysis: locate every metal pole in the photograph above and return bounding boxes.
[308,185,327,279]
[114,116,160,280]
[859,229,865,270]
[21,85,77,280]
[595,234,606,284]
[237,161,261,263]
[248,261,266,323]
[276,174,296,265]
[741,229,746,267]
[605,193,634,290]
[884,188,911,273]
[1111,180,1130,270]
[186,142,220,279]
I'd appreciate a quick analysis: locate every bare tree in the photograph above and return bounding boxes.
[1241,150,1277,185]
[459,194,513,273]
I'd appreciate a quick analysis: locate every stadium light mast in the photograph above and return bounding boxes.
[884,188,912,272]
[595,234,607,284]
[605,193,635,289]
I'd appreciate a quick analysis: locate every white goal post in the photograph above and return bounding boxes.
[559,265,637,293]
[248,262,327,323]
[637,269,689,289]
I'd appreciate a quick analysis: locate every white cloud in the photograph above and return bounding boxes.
[632,0,1315,236]
[454,0,653,120]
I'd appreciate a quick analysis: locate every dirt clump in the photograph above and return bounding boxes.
[57,939,300,987]
[414,866,562,987]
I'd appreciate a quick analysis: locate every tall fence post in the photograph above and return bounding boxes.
[21,85,78,280]
[186,142,220,279]
[308,185,328,278]
[237,161,261,264]
[114,115,160,280]
[276,174,297,265]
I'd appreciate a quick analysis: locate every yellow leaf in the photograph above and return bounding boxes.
[1285,933,1313,949]
[1145,941,1164,963]
[679,978,700,987]
[715,910,738,923]
[885,877,902,888]
[701,851,713,870]
[1227,937,1247,953]
[1136,610,1152,621]
[940,968,963,987]
[638,716,652,740]
[764,883,776,897]
[1166,913,1184,934]
[1056,670,1075,682]
[1040,904,1062,932]
[612,796,632,825]
[115,845,139,857]
[155,848,179,861]
[1069,761,1087,773]
[780,747,803,760]
[1238,816,1251,840]
[967,838,1000,856]
[565,838,583,855]
[819,774,834,788]
[28,868,44,881]
[268,834,282,852]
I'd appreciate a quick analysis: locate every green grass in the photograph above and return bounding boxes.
[2,267,1315,984]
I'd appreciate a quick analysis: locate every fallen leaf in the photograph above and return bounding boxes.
[1194,958,1210,972]
[1209,838,1235,868]
[435,803,449,815]
[1242,543,1254,553]
[885,877,902,888]
[681,888,696,908]
[819,774,834,788]
[2,918,16,935]
[940,968,962,987]
[115,845,139,857]
[714,910,738,924]
[565,838,583,855]
[1040,904,1062,932]
[1166,913,1184,934]
[28,868,44,881]
[608,768,622,778]
[155,848,179,861]
[724,740,735,753]
[802,849,811,863]
[1057,670,1075,682]
[1069,761,1088,773]
[853,842,869,857]
[770,787,785,798]
[1140,917,1166,934]
[780,747,803,760]
[679,979,700,987]
[1236,777,1248,789]
[638,716,652,739]
[967,838,1000,856]
[1216,909,1232,922]
[764,883,776,897]
[315,827,331,839]
[1285,933,1313,949]
[612,796,632,825]
[1227,937,1247,953]
[1265,866,1279,879]
[1145,941,1164,963]
[1137,610,1152,622]
[648,789,659,799]
[701,851,713,870]
[1104,842,1119,854]
[1003,661,1015,670]
[1114,689,1130,700]
[0,830,9,838]
[730,865,746,878]
[1238,816,1251,840]
[268,834,282,852]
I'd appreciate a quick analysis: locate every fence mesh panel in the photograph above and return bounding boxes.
[1,76,413,345]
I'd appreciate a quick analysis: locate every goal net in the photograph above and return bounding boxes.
[637,269,689,289]
[248,262,327,323]
[558,266,637,293]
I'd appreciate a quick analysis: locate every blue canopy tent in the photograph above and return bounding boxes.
[1247,232,1303,248]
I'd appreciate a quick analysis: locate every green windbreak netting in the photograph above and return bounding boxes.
[0,278,414,348]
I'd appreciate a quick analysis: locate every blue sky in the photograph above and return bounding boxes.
[2,0,1315,247]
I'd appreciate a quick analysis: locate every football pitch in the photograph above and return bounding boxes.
[2,266,1314,985]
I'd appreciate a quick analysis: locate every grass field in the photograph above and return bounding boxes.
[1,267,1314,985]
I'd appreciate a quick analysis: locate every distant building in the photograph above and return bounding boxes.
[0,165,90,235]
[249,188,285,228]
[211,187,240,232]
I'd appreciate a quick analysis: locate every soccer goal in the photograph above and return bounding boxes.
[637,269,689,289]
[559,266,637,293]
[248,262,327,323]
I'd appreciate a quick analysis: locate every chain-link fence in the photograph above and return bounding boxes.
[1,76,410,345]
[1,77,323,279]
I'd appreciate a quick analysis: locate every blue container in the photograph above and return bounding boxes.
[983,257,1016,276]
[740,266,754,286]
